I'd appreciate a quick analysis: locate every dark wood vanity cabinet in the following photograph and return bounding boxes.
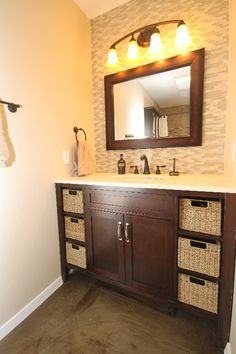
[124,214,175,299]
[56,183,236,349]
[86,208,175,301]
[55,184,88,282]
[86,209,125,283]
[83,187,176,304]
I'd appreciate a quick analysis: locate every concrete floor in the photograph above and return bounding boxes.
[0,273,223,354]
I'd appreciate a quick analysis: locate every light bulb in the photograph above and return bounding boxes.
[175,21,190,48]
[107,47,119,66]
[127,35,139,60]
[148,30,162,54]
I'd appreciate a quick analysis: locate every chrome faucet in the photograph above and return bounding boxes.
[140,154,150,174]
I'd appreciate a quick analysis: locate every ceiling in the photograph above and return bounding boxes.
[74,0,131,19]
[138,66,190,107]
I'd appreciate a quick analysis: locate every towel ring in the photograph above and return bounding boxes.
[73,126,87,144]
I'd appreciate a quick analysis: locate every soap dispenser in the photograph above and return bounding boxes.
[118,154,126,174]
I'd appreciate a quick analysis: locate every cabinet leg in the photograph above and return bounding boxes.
[169,307,177,316]
[62,268,69,282]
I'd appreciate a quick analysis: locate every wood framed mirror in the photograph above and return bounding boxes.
[104,48,204,150]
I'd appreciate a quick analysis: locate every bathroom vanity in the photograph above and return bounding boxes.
[55,174,236,349]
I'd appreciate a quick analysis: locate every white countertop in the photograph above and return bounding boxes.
[54,173,236,193]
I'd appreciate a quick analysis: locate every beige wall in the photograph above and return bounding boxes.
[227,0,236,352]
[0,0,94,326]
[91,0,228,174]
[114,81,145,139]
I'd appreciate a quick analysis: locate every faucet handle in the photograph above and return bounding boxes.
[155,165,166,175]
[130,165,139,174]
[169,158,179,176]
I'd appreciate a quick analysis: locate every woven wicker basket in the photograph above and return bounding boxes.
[63,189,83,214]
[178,237,221,277]
[64,216,85,241]
[66,242,86,269]
[178,273,218,313]
[179,198,222,236]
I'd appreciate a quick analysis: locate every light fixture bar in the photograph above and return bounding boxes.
[107,19,190,66]
[109,20,185,49]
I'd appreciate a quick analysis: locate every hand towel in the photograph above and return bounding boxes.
[155,115,159,138]
[158,115,169,137]
[0,114,9,168]
[71,140,94,177]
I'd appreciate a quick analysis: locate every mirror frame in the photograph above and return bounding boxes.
[104,48,205,150]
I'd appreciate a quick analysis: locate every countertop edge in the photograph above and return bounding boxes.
[53,174,236,193]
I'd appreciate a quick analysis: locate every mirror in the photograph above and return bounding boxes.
[105,48,204,150]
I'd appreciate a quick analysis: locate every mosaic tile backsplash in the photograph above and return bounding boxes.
[91,0,228,174]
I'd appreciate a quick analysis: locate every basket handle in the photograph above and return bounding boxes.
[190,240,206,249]
[71,218,78,223]
[72,244,80,250]
[190,277,205,286]
[69,190,77,196]
[191,200,208,208]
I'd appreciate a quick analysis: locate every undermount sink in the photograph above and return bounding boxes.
[109,174,168,182]
[143,176,166,181]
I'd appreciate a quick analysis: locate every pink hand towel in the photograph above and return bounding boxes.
[71,141,94,177]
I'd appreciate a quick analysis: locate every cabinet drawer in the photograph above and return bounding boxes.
[86,188,174,217]
[63,189,83,214]
[178,237,221,277]
[178,273,218,313]
[64,216,85,241]
[179,198,222,236]
[66,242,86,269]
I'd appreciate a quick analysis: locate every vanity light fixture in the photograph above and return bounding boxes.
[107,19,190,66]
[175,20,190,48]
[148,28,162,55]
[107,46,119,65]
[127,34,139,60]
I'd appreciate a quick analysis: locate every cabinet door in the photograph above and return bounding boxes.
[86,209,125,282]
[125,215,175,299]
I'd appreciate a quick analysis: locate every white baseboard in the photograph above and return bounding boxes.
[0,276,63,341]
[225,343,232,354]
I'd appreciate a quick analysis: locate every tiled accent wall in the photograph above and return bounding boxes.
[162,105,190,138]
[91,0,228,174]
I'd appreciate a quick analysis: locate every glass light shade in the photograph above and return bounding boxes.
[148,31,162,54]
[175,23,190,48]
[127,37,139,60]
[107,47,119,66]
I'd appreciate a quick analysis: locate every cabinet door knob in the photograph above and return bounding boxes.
[117,221,123,241]
[125,222,130,243]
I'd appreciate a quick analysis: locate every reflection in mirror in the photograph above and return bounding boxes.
[114,66,190,140]
[105,48,205,150]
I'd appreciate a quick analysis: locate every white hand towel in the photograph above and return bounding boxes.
[155,116,159,137]
[0,114,9,168]
[158,115,169,137]
[71,141,94,177]
[163,115,169,137]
